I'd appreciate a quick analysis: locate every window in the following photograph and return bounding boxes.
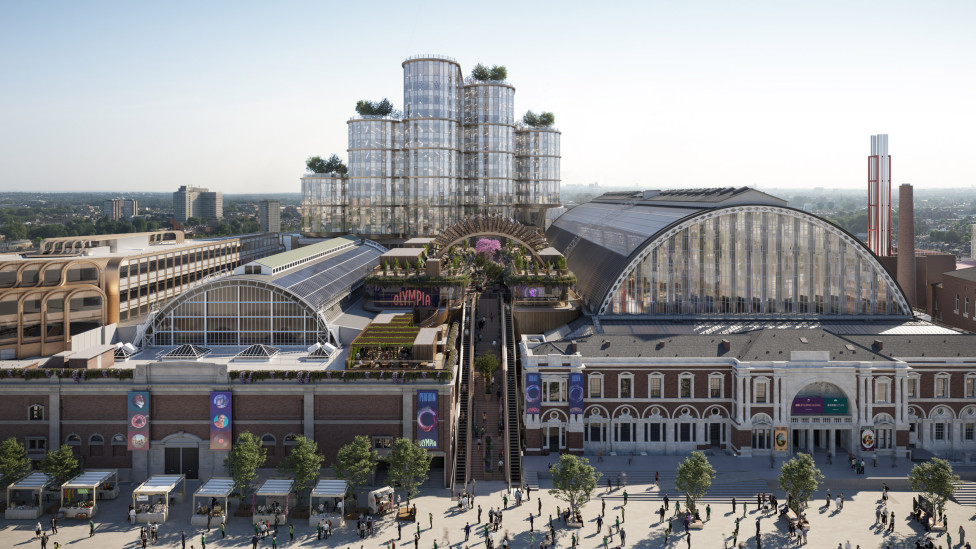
[649,374,663,398]
[543,380,566,402]
[754,380,768,404]
[966,376,976,399]
[934,423,946,441]
[936,374,950,398]
[679,374,694,399]
[28,404,44,421]
[283,434,299,445]
[589,375,603,398]
[645,423,662,442]
[675,423,696,442]
[709,375,723,398]
[967,298,971,318]
[261,434,276,456]
[752,427,771,449]
[908,376,918,398]
[955,294,960,313]
[25,437,46,457]
[618,374,633,399]
[373,437,393,449]
[112,434,126,457]
[64,434,81,446]
[876,379,891,403]
[965,423,974,441]
[89,434,104,457]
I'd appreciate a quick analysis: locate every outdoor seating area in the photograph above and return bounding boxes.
[252,479,294,526]
[347,314,446,370]
[60,470,118,518]
[191,477,234,527]
[308,479,348,527]
[4,472,51,519]
[131,475,186,523]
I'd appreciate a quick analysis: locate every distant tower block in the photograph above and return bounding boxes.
[868,134,892,256]
[897,184,916,307]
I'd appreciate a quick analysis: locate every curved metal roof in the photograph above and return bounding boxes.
[265,244,382,311]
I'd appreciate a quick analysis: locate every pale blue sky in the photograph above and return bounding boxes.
[1,1,973,193]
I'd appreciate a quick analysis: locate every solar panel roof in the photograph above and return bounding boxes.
[267,245,382,311]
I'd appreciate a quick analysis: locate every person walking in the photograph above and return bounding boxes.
[960,525,966,545]
[181,530,187,549]
[50,516,58,534]
[465,522,471,541]
[732,497,736,514]
[596,515,602,533]
[429,512,434,529]
[251,536,259,549]
[89,519,95,538]
[289,523,295,541]
[621,507,625,523]
[706,504,711,522]
[398,521,403,540]
[620,528,626,546]
[623,491,628,506]
[271,533,277,549]
[221,522,225,539]
[601,498,606,516]
[665,494,670,510]
[201,532,206,549]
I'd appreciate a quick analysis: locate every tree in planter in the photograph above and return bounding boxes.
[0,437,32,489]
[474,353,500,392]
[277,436,324,505]
[674,451,715,514]
[333,435,379,508]
[549,454,600,515]
[386,438,432,506]
[778,452,824,515]
[224,431,267,507]
[908,457,959,514]
[40,445,81,487]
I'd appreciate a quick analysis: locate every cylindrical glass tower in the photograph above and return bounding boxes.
[402,55,463,235]
[516,128,561,206]
[300,173,346,235]
[462,82,516,215]
[346,117,402,236]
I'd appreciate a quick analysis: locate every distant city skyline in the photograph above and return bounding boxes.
[1,1,974,193]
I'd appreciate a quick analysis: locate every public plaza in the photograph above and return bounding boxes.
[1,454,973,549]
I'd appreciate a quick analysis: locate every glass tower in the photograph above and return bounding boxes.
[301,54,561,239]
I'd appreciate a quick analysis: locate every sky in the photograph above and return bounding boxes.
[1,1,974,194]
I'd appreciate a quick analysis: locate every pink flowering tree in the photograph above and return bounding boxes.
[475,238,501,257]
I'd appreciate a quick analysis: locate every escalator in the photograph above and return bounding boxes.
[452,298,475,490]
[504,302,522,486]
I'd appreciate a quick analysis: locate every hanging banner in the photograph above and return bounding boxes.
[210,391,232,450]
[525,373,541,415]
[416,390,439,449]
[568,373,584,415]
[773,427,788,452]
[860,428,875,451]
[127,391,150,451]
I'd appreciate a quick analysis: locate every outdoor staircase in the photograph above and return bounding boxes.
[952,482,976,506]
[504,302,522,487]
[452,298,475,490]
[592,469,770,504]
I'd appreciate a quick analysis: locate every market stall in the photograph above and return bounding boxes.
[5,472,52,519]
[368,486,395,515]
[131,475,186,524]
[308,479,347,527]
[191,477,234,527]
[60,470,118,519]
[251,478,294,526]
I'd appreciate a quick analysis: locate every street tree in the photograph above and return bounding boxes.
[0,437,32,489]
[277,436,324,502]
[778,452,824,515]
[40,445,81,486]
[333,435,379,502]
[549,454,600,512]
[223,431,267,504]
[386,438,432,505]
[474,353,500,389]
[674,450,715,513]
[908,457,959,512]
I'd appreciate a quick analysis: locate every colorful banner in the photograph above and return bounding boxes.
[127,391,150,451]
[773,427,788,452]
[791,397,824,415]
[824,398,848,415]
[861,428,875,451]
[568,373,584,415]
[416,390,439,449]
[210,391,232,450]
[525,373,541,415]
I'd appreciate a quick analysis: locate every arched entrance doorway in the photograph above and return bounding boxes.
[160,432,201,479]
[789,381,855,457]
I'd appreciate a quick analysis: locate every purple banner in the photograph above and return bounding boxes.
[416,390,439,449]
[792,397,824,415]
[568,373,584,415]
[127,391,150,451]
[210,391,232,450]
[525,373,541,415]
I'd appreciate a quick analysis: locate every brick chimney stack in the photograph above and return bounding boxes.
[897,184,917,308]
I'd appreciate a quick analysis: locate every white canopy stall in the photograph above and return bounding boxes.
[131,475,186,524]
[308,479,347,527]
[252,478,294,526]
[191,477,234,527]
[5,472,52,519]
[60,470,119,518]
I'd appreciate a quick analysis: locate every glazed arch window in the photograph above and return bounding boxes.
[112,433,126,457]
[261,433,276,456]
[28,404,44,421]
[64,433,81,446]
[89,433,105,457]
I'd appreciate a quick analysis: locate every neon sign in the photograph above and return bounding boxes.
[393,289,431,307]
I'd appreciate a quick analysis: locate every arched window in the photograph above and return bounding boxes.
[28,404,44,421]
[89,433,105,457]
[112,433,127,457]
[64,433,81,446]
[262,434,276,456]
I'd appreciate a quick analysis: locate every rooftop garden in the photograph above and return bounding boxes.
[521,110,556,128]
[347,314,422,368]
[355,98,399,117]
[471,64,507,82]
[305,154,348,175]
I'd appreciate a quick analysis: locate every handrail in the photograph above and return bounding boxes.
[500,299,511,489]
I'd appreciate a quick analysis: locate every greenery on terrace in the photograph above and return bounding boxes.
[471,64,507,82]
[355,98,397,117]
[522,110,556,128]
[305,154,348,175]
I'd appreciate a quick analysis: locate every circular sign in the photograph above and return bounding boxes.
[130,434,147,448]
[130,414,147,429]
[525,384,541,402]
[212,393,229,409]
[568,386,584,403]
[212,414,229,429]
[861,429,875,450]
[775,431,787,448]
[417,407,438,432]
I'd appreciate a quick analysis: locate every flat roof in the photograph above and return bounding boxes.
[8,472,51,491]
[255,236,359,270]
[414,328,439,347]
[194,478,235,498]
[69,344,115,360]
[310,479,348,498]
[256,479,294,497]
[133,474,184,494]
[381,248,425,258]
[63,470,116,489]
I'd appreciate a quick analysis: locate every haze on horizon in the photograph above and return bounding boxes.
[1,1,973,194]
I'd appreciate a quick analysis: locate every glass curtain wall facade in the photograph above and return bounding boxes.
[301,55,561,238]
[604,208,911,317]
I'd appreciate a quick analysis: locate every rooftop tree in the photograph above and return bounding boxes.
[306,154,347,175]
[522,110,556,128]
[355,98,396,117]
[471,64,508,82]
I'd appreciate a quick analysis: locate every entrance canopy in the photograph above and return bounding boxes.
[256,479,294,497]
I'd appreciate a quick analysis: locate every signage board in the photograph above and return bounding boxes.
[127,391,150,451]
[791,397,824,415]
[568,373,584,415]
[525,373,541,415]
[210,391,232,450]
[773,427,788,452]
[861,428,875,450]
[416,390,439,449]
[824,398,848,415]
